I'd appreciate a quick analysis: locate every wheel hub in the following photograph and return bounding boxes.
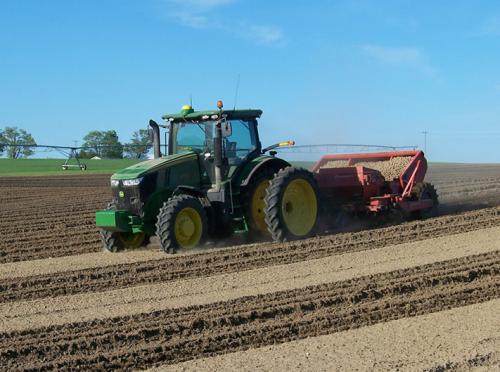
[179,216,195,237]
[281,179,317,237]
[174,207,203,249]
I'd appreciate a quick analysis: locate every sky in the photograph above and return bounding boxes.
[1,0,500,162]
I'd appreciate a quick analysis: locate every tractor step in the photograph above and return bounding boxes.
[231,216,248,234]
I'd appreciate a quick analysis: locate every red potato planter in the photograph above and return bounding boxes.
[311,150,438,220]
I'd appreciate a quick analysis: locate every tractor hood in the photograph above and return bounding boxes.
[111,152,197,180]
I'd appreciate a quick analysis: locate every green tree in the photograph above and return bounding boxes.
[80,130,104,158]
[101,130,123,159]
[124,129,152,159]
[80,130,123,159]
[1,127,37,159]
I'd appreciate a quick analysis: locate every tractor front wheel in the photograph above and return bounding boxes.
[100,201,148,252]
[156,194,208,254]
[265,167,320,242]
[100,230,147,252]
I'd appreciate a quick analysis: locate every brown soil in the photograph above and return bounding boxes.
[0,206,498,303]
[426,164,500,213]
[0,250,497,370]
[2,226,498,333]
[161,299,499,372]
[0,175,110,263]
[1,164,500,264]
[0,164,500,370]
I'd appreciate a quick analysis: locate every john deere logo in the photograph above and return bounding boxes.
[119,191,125,198]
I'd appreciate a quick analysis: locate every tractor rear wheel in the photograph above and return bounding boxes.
[156,194,208,254]
[265,167,320,242]
[412,182,439,219]
[243,168,276,236]
[100,202,148,252]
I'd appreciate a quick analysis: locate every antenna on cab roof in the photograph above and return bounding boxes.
[233,73,240,110]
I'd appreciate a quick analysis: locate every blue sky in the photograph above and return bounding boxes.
[1,0,500,162]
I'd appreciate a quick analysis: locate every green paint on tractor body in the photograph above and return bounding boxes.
[95,210,132,232]
[96,152,203,235]
[110,152,196,180]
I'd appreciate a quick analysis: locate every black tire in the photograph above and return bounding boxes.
[156,194,208,254]
[411,182,439,219]
[100,230,147,253]
[242,167,276,236]
[100,229,121,252]
[264,167,320,242]
[100,202,148,252]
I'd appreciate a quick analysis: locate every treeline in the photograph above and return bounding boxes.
[0,127,152,159]
[79,129,151,159]
[0,127,37,159]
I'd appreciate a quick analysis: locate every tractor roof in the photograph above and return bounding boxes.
[162,108,262,123]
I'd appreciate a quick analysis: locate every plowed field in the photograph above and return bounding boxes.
[1,163,500,370]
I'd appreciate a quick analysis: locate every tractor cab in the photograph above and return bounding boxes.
[162,103,263,184]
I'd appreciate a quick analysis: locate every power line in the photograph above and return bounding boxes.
[275,143,417,154]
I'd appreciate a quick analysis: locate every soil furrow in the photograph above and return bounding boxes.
[158,299,499,372]
[2,169,500,264]
[3,226,497,332]
[0,251,498,370]
[0,175,109,188]
[1,206,498,303]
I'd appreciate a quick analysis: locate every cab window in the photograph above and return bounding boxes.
[224,120,257,164]
[175,123,209,153]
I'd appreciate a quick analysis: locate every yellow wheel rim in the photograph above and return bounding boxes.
[174,207,203,249]
[117,232,145,249]
[251,179,270,234]
[282,179,317,237]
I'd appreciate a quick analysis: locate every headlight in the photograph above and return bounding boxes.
[122,177,143,187]
[110,179,120,187]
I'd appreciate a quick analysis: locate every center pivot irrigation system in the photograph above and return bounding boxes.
[0,144,88,170]
[59,147,87,170]
[0,143,152,170]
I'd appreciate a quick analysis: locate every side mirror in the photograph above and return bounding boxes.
[221,121,232,137]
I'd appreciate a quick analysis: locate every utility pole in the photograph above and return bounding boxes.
[422,131,428,154]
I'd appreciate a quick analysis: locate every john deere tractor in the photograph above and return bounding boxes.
[95,101,320,253]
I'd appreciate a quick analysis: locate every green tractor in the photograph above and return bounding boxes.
[95,101,320,253]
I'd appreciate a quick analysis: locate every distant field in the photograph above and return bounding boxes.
[0,158,142,176]
[2,158,497,177]
[0,158,315,177]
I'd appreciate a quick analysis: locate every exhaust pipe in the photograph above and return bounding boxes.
[149,119,161,159]
[213,126,223,191]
